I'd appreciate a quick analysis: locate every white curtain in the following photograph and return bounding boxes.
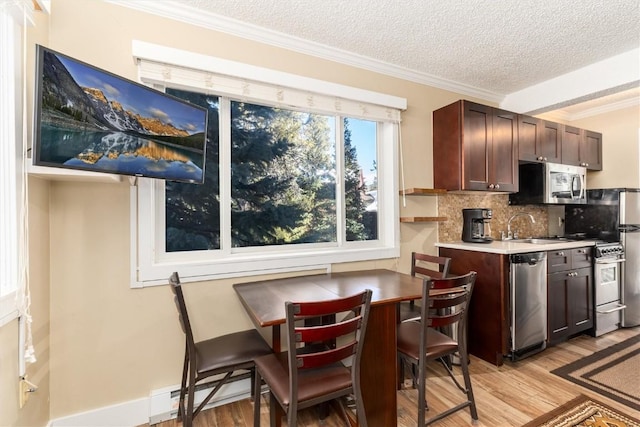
[0,0,36,374]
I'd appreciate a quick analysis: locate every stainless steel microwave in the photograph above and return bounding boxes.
[509,162,587,205]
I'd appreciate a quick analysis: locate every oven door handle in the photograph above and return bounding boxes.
[596,304,626,314]
[595,258,626,264]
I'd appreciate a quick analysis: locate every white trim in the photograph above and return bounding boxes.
[560,96,640,121]
[110,1,502,103]
[501,48,640,114]
[48,397,149,427]
[0,291,18,327]
[0,2,21,327]
[47,377,253,427]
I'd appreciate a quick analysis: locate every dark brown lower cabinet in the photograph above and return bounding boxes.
[547,267,593,344]
[438,246,594,365]
[438,247,509,366]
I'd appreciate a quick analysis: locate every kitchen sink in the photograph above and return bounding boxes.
[510,237,575,244]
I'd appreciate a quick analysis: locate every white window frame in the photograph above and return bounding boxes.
[0,1,29,327]
[131,41,405,287]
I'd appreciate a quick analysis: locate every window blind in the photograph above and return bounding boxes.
[133,41,405,123]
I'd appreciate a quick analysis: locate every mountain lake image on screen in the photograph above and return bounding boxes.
[33,45,208,184]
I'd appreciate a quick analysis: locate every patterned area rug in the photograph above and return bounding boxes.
[551,334,640,411]
[523,395,640,427]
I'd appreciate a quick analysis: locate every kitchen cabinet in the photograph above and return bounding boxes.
[561,126,603,171]
[437,247,510,366]
[434,100,518,192]
[560,125,582,167]
[547,247,593,344]
[582,130,603,171]
[518,115,561,164]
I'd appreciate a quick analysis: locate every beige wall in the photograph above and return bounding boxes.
[2,0,637,424]
[571,105,640,189]
[36,0,465,419]
[1,177,51,427]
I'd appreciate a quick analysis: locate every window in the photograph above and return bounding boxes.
[0,1,28,326]
[132,42,405,286]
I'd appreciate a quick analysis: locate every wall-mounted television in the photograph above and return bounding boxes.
[33,45,207,184]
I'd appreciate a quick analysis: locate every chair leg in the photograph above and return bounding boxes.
[397,354,404,390]
[250,367,256,402]
[417,358,427,427]
[460,351,478,420]
[253,369,262,426]
[269,392,278,427]
[185,370,196,427]
[177,353,189,422]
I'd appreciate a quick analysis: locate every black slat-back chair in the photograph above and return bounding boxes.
[169,272,272,427]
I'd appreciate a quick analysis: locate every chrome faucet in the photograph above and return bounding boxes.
[506,213,536,240]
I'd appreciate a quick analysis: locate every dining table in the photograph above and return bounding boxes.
[233,268,427,427]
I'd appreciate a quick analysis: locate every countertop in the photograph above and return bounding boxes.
[435,239,597,255]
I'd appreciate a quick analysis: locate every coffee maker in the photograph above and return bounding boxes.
[462,208,493,243]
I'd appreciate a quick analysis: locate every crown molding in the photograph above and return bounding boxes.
[568,96,639,121]
[105,0,503,103]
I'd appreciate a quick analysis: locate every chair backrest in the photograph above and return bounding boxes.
[420,272,477,340]
[411,251,451,279]
[169,272,196,353]
[284,289,372,397]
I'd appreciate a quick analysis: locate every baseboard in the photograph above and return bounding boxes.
[47,377,251,427]
[48,397,149,427]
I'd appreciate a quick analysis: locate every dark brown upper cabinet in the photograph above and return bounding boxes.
[561,126,602,171]
[518,115,561,164]
[582,130,603,171]
[561,125,582,166]
[434,100,518,192]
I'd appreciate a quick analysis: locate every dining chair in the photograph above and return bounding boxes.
[397,271,478,426]
[169,272,273,427]
[253,289,372,427]
[399,252,452,321]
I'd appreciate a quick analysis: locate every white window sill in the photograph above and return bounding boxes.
[0,292,18,328]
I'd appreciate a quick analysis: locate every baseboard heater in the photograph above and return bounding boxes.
[149,372,252,424]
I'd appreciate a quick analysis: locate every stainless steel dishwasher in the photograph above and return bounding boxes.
[509,252,547,361]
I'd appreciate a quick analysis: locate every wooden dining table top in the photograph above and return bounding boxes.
[233,268,438,327]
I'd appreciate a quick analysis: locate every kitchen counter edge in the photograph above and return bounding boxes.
[434,240,597,255]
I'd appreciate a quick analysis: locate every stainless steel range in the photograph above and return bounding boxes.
[593,242,626,336]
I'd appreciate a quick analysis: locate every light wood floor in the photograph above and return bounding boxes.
[146,327,640,427]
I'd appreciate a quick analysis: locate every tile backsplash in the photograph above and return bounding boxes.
[438,193,548,242]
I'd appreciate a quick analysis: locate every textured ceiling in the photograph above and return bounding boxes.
[119,0,640,117]
[178,0,639,94]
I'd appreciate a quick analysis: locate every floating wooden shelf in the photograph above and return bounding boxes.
[399,188,447,196]
[400,216,448,223]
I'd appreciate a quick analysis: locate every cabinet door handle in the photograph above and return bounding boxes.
[488,184,494,189]
[557,251,565,256]
[494,184,500,190]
